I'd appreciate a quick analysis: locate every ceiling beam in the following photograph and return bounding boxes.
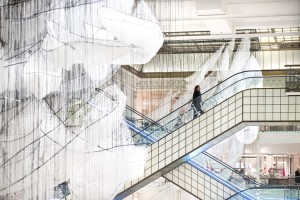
[164,31,300,40]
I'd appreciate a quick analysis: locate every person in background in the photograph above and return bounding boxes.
[192,85,204,119]
[295,168,300,184]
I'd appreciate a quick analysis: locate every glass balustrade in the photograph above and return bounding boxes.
[118,71,300,200]
[191,152,262,191]
[124,71,296,142]
[228,185,300,200]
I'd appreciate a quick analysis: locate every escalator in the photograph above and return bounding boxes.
[100,70,290,144]
[123,103,263,200]
[124,70,293,144]
[195,152,262,190]
[100,71,300,200]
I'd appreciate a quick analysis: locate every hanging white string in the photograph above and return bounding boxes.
[0,0,161,199]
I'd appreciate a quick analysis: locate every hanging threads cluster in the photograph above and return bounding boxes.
[0,0,163,199]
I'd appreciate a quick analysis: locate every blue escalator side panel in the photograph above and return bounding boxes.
[187,160,255,200]
[125,118,156,143]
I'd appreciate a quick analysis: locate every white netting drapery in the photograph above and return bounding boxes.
[189,39,260,181]
[0,0,162,199]
[236,126,259,144]
[185,45,225,90]
[147,39,262,134]
[191,38,260,171]
[144,39,261,178]
[0,0,163,97]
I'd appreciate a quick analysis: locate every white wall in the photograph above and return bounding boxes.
[254,50,300,69]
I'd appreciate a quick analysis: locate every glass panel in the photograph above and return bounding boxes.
[191,152,262,191]
[124,105,166,144]
[122,71,299,200]
[228,186,300,200]
[126,70,290,144]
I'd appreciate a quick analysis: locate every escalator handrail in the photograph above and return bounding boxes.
[150,72,300,127]
[125,106,156,125]
[96,70,299,140]
[145,70,280,123]
[94,87,153,122]
[137,74,295,140]
[125,119,156,143]
[94,87,171,133]
[202,151,264,186]
[187,159,256,200]
[125,106,172,134]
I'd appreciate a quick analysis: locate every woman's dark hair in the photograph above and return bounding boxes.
[193,85,200,99]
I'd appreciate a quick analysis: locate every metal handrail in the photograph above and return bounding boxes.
[96,72,299,142]
[202,151,264,187]
[138,75,296,140]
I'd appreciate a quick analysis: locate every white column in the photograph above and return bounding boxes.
[256,139,260,177]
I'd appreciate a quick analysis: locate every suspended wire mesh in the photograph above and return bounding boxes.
[0,0,164,199]
[0,0,281,199]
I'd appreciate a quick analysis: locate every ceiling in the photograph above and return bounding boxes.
[160,27,300,53]
[145,0,300,54]
[244,130,300,155]
[259,144,300,155]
